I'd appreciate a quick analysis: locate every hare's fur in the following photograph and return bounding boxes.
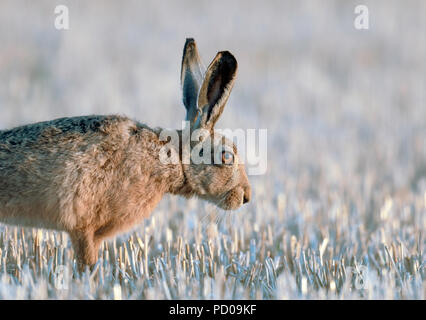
[0,116,186,264]
[0,39,251,268]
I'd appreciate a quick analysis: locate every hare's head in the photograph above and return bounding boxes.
[179,38,251,210]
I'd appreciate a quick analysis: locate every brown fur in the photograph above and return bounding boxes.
[0,39,251,269]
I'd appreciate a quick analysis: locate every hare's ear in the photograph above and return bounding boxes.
[181,38,205,123]
[197,51,237,131]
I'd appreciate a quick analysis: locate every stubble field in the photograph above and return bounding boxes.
[0,0,424,299]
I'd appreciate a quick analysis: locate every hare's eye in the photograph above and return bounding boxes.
[221,151,234,165]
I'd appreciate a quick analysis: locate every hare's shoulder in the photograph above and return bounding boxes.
[0,115,150,146]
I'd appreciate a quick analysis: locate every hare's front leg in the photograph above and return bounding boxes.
[69,230,101,271]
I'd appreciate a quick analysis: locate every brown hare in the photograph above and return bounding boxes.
[0,38,251,269]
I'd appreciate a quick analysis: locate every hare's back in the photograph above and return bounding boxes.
[0,115,150,229]
[0,115,141,196]
[0,115,121,145]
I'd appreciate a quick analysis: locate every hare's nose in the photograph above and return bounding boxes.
[243,195,250,204]
[243,185,251,204]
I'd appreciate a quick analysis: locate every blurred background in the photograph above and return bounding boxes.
[0,0,425,299]
[1,0,425,192]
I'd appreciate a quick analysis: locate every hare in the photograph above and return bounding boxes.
[0,38,251,269]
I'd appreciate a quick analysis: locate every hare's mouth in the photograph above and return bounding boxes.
[213,188,245,211]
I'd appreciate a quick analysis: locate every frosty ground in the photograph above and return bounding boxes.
[0,0,424,299]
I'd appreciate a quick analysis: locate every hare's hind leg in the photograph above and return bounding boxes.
[69,230,101,272]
